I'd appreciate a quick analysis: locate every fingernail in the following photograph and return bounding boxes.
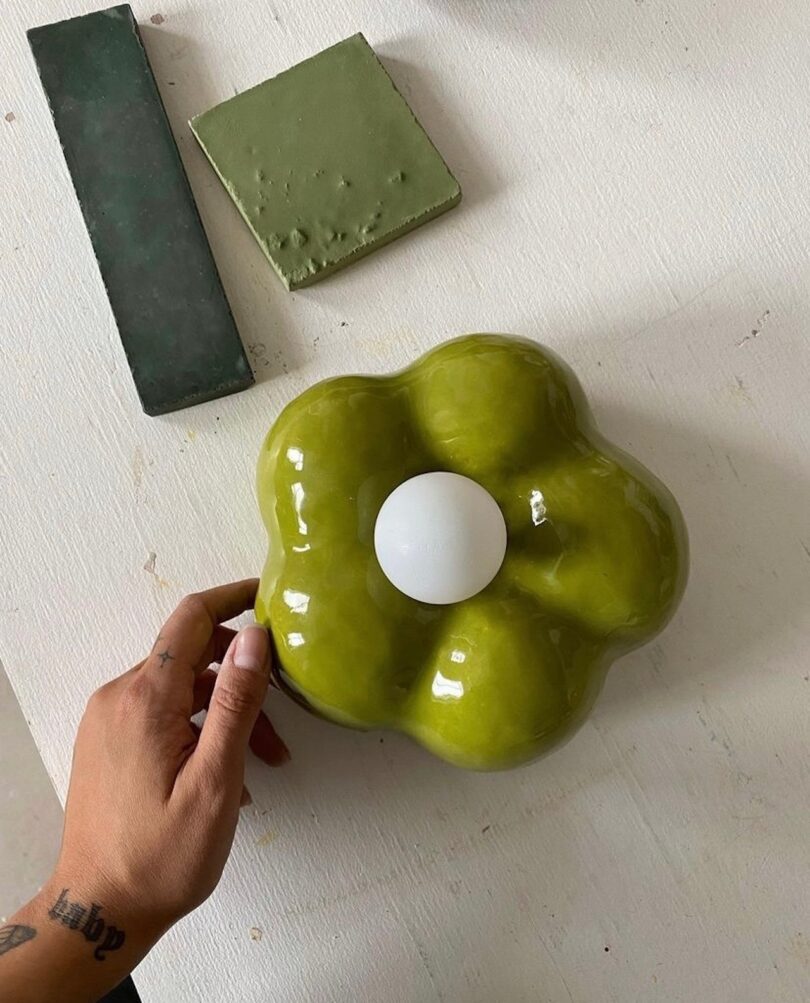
[233,624,269,673]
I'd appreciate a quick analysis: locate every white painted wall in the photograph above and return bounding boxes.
[1,1,809,1000]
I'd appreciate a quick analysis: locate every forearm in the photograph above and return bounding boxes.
[0,586,284,1001]
[0,876,161,1003]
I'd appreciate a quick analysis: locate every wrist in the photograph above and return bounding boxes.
[39,869,166,960]
[1,881,159,1003]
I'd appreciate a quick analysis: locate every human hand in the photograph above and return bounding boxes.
[0,579,288,1003]
[58,577,288,927]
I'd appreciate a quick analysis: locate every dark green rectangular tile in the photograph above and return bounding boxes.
[28,4,253,415]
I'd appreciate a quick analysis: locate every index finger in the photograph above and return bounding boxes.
[142,579,259,695]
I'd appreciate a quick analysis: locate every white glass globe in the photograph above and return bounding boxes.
[373,472,508,605]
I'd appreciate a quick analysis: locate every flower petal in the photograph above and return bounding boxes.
[260,548,444,727]
[407,335,586,482]
[258,376,433,558]
[502,446,687,647]
[401,591,606,770]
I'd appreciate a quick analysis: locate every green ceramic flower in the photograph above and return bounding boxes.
[256,335,687,770]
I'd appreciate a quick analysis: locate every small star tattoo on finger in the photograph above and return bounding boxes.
[156,649,174,667]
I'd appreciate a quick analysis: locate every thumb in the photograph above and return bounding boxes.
[196,624,271,771]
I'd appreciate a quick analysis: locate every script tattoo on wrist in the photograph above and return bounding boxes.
[48,889,126,961]
[0,924,37,957]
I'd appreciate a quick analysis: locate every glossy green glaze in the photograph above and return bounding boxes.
[256,335,688,770]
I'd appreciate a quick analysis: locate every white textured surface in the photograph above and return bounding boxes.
[2,1,809,1000]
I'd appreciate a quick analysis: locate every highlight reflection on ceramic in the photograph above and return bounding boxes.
[256,334,688,770]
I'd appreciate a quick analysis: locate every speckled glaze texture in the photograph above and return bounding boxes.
[256,335,688,770]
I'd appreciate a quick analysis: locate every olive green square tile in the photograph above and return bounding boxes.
[190,33,461,290]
